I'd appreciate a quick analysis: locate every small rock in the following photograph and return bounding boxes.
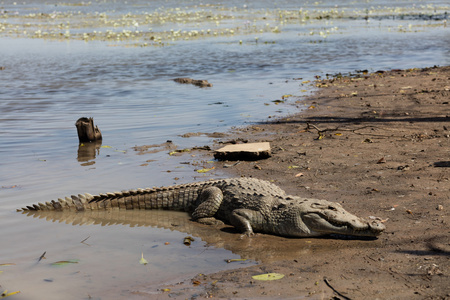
[398,165,410,171]
[437,205,444,211]
[428,264,443,276]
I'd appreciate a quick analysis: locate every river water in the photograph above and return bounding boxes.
[0,0,448,298]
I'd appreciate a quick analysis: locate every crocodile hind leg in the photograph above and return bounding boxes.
[191,187,224,225]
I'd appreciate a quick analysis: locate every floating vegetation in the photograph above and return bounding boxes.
[50,259,79,266]
[139,253,148,265]
[1,290,20,299]
[0,2,448,46]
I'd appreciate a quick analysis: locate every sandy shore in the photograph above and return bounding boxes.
[147,66,450,299]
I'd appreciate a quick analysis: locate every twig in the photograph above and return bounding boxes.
[306,122,340,139]
[38,251,46,262]
[306,122,341,133]
[305,122,404,139]
[80,236,91,246]
[323,277,352,300]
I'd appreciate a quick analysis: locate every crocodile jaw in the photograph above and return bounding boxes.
[302,212,385,237]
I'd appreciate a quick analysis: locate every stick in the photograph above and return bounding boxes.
[306,122,404,138]
[80,236,91,244]
[38,251,46,262]
[323,277,352,300]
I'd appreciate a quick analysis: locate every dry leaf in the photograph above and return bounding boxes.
[252,273,285,281]
[377,157,386,164]
[51,260,79,266]
[196,167,215,173]
[225,258,247,263]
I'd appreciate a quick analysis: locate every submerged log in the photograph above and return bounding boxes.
[75,117,102,142]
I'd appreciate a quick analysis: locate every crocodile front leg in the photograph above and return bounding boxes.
[191,187,224,225]
[230,209,265,236]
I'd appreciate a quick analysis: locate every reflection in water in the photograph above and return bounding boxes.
[21,209,380,263]
[77,141,102,165]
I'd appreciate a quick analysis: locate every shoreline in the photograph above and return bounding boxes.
[157,66,449,299]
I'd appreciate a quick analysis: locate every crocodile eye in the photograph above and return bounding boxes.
[328,205,337,211]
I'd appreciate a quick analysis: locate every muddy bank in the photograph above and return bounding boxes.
[155,66,450,299]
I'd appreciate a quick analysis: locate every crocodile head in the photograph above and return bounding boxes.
[278,198,385,238]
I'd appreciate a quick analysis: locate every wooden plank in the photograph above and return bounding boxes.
[214,142,271,161]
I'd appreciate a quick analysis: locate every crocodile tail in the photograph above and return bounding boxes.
[19,193,95,212]
[18,184,204,212]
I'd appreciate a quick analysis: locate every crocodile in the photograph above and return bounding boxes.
[19,177,385,238]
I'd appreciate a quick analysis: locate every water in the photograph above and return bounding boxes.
[0,0,449,298]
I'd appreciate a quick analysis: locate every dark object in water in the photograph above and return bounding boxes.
[75,117,102,142]
[173,77,212,87]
